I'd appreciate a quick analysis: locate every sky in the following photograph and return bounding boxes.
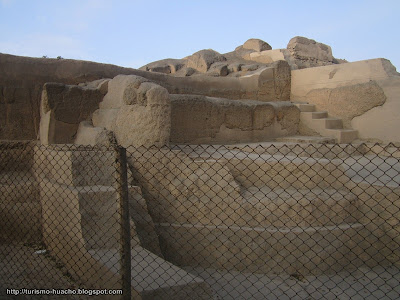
[0,0,399,71]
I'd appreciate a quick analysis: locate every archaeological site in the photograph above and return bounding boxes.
[1,36,400,299]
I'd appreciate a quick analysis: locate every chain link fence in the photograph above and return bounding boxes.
[1,141,400,299]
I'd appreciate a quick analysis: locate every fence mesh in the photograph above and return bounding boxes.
[1,141,400,299]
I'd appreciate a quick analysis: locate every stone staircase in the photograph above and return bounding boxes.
[293,102,358,143]
[158,143,399,277]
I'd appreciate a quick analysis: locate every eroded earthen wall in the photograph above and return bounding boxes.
[170,94,299,144]
[0,54,291,140]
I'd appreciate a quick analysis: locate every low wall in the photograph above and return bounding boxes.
[170,95,299,144]
[291,58,400,143]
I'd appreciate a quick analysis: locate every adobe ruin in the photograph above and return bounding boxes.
[1,36,400,298]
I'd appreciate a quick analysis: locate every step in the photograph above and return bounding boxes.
[240,186,360,228]
[293,103,316,112]
[300,114,358,143]
[156,221,389,276]
[325,129,358,144]
[223,152,350,190]
[342,156,400,188]
[225,142,367,159]
[366,144,400,158]
[313,118,343,129]
[89,247,212,299]
[275,136,336,144]
[301,111,328,119]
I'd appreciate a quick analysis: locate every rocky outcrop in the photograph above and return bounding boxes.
[186,49,227,73]
[243,38,272,52]
[140,36,345,77]
[139,58,186,74]
[206,62,229,76]
[287,36,335,69]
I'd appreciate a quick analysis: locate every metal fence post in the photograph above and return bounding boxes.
[114,146,131,300]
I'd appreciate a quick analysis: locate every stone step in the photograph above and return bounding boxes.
[305,111,328,119]
[225,142,367,159]
[293,103,316,112]
[240,186,360,228]
[223,152,350,190]
[325,129,359,144]
[274,136,336,144]
[342,156,400,187]
[300,113,358,143]
[313,118,343,129]
[365,144,400,158]
[156,221,391,276]
[88,247,212,299]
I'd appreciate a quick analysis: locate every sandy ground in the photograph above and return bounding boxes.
[0,242,90,300]
[184,265,400,300]
[1,242,399,300]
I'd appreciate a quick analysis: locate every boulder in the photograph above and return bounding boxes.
[241,64,260,72]
[186,49,227,73]
[228,63,243,73]
[243,38,272,52]
[140,58,186,74]
[207,62,229,76]
[173,67,197,77]
[233,45,257,60]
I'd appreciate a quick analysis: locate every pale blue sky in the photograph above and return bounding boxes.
[1,0,399,70]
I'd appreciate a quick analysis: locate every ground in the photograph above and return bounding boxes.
[0,242,90,300]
